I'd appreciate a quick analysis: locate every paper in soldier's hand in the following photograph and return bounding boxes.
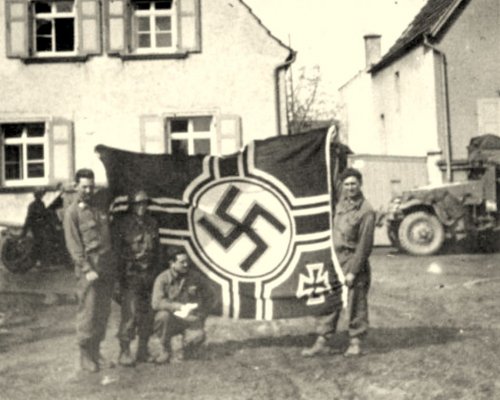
[174,303,198,319]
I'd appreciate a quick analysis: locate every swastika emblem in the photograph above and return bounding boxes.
[296,263,332,305]
[191,180,294,280]
[198,185,286,272]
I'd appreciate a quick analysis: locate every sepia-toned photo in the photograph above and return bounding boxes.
[1,0,499,399]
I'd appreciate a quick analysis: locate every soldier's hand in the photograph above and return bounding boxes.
[85,270,99,282]
[345,272,355,288]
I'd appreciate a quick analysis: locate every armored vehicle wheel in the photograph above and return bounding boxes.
[398,211,445,256]
[1,235,35,274]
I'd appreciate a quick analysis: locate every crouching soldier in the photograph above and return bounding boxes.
[114,190,160,366]
[152,248,212,364]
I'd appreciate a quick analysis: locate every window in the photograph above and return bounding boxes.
[5,0,101,60]
[132,0,176,52]
[33,0,76,55]
[107,0,201,56]
[167,116,213,155]
[1,123,48,186]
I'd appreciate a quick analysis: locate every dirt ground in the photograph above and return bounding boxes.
[0,247,499,400]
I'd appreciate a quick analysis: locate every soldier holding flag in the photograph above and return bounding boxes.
[302,167,375,357]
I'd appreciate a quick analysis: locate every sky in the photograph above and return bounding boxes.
[244,0,427,90]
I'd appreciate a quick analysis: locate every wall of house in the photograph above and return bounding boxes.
[436,0,500,162]
[0,0,290,183]
[338,70,379,154]
[370,46,440,157]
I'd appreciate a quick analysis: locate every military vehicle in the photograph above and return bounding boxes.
[386,134,500,256]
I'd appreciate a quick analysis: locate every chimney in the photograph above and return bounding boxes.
[363,34,382,68]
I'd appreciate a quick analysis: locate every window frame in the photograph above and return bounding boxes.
[32,0,78,57]
[1,121,50,188]
[165,115,215,156]
[131,0,178,54]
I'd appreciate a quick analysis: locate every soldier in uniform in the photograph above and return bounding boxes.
[22,187,50,269]
[114,190,160,366]
[302,167,375,357]
[63,169,117,372]
[152,248,213,364]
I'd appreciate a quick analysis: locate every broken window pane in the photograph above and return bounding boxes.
[55,18,74,51]
[56,1,74,12]
[34,1,51,14]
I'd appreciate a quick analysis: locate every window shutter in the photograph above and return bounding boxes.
[140,115,166,153]
[177,0,201,52]
[49,119,75,185]
[78,0,102,55]
[477,98,500,136]
[5,0,29,58]
[217,115,242,155]
[107,0,128,54]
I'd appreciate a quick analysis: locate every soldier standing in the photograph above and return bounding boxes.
[22,187,50,269]
[63,169,117,372]
[114,190,160,366]
[302,167,375,357]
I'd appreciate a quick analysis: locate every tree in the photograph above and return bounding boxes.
[287,65,338,134]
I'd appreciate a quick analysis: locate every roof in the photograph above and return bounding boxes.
[370,0,467,73]
[238,0,295,59]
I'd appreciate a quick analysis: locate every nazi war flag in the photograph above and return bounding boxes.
[96,130,345,320]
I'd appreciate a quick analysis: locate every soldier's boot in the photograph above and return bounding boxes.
[344,337,362,357]
[301,335,330,357]
[92,341,115,369]
[80,343,99,373]
[155,346,170,364]
[135,338,154,363]
[118,341,135,367]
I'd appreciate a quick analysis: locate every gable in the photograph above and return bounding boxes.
[371,0,468,73]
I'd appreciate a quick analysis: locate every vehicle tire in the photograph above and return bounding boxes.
[398,211,445,256]
[1,236,36,274]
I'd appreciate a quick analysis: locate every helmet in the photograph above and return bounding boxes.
[130,190,149,204]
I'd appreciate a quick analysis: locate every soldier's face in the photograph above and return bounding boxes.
[171,253,189,275]
[76,178,95,203]
[132,201,148,217]
[342,176,361,199]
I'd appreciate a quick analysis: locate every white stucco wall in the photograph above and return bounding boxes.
[370,46,440,157]
[0,0,290,183]
[339,45,441,158]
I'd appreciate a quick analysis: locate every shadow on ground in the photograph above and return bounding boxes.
[202,325,462,359]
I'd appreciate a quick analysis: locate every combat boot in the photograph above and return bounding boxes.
[135,338,154,363]
[118,341,134,367]
[92,341,115,369]
[155,346,170,364]
[344,337,362,357]
[80,344,99,373]
[301,335,330,357]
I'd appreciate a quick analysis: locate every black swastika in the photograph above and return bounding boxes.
[198,185,286,272]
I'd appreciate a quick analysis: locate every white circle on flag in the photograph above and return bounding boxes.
[191,179,294,280]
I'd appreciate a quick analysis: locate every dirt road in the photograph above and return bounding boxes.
[1,248,499,400]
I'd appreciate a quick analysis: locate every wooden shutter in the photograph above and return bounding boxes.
[78,0,102,55]
[177,0,201,52]
[140,115,166,153]
[217,115,242,155]
[5,0,29,58]
[477,98,500,136]
[49,119,75,184]
[107,0,128,54]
